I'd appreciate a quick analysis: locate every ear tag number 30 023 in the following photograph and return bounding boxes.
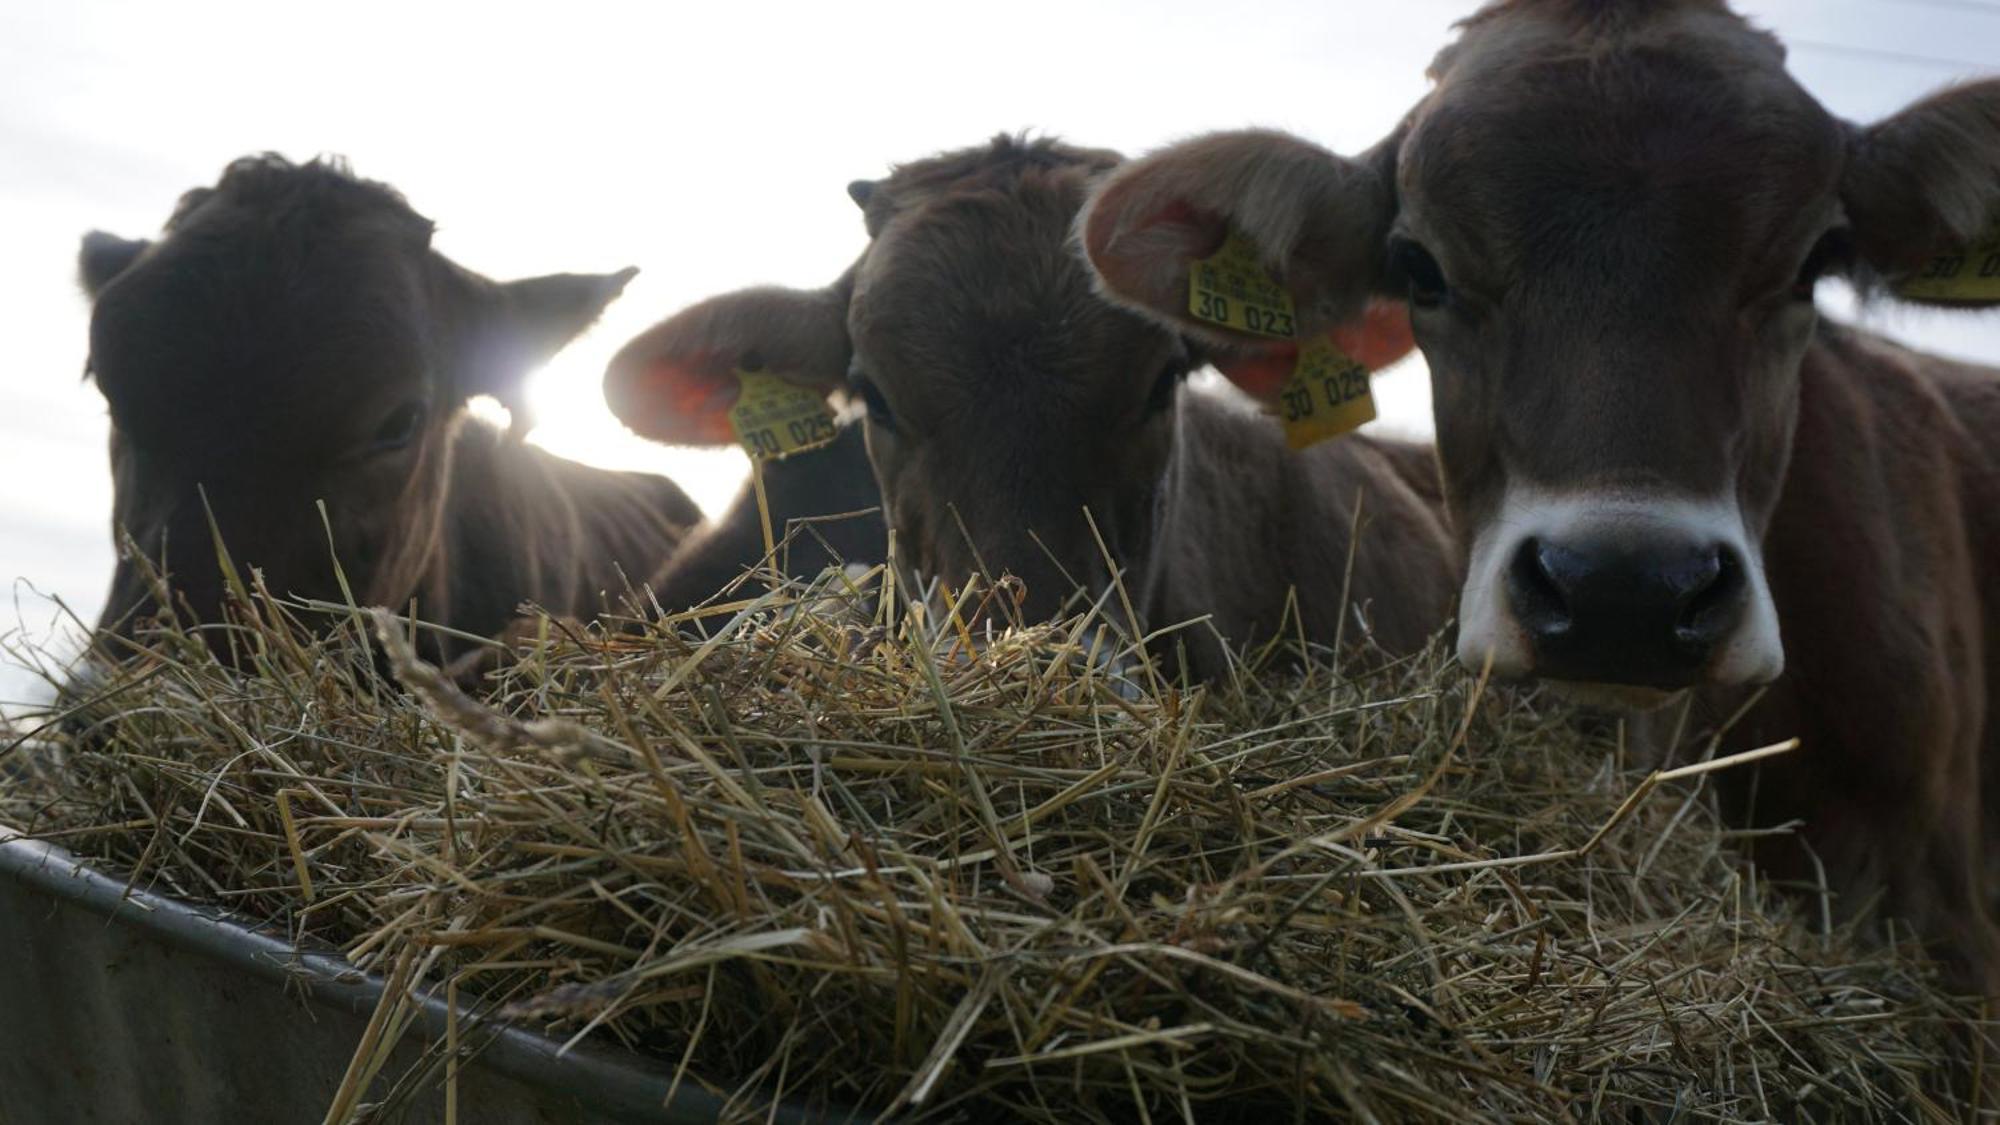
[1188,230,1298,340]
[728,368,837,460]
[1896,225,2000,303]
[1188,229,1377,448]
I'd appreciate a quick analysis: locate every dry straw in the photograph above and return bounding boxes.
[1,554,1979,1122]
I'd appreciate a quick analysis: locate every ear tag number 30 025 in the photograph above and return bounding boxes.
[1188,229,1377,448]
[728,368,837,460]
[1276,337,1377,450]
[1896,225,2000,303]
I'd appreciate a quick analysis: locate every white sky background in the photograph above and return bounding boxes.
[2,0,1996,706]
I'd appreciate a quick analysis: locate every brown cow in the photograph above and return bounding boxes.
[621,415,886,613]
[604,136,1459,678]
[80,154,702,656]
[1079,2,2000,991]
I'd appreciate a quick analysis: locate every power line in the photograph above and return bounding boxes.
[1788,37,1999,74]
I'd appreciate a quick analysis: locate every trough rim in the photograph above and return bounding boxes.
[0,826,861,1124]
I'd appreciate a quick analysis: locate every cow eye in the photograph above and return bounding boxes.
[1145,360,1183,417]
[1388,238,1449,309]
[851,374,897,433]
[368,402,427,454]
[1792,228,1852,302]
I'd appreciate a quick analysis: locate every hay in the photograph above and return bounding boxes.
[1,561,1977,1122]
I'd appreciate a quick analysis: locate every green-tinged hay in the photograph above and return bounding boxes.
[1,562,1979,1122]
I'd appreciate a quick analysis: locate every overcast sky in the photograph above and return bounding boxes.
[3,0,1996,706]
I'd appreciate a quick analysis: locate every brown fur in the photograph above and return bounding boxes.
[1079,2,2000,1001]
[82,155,700,655]
[1452,0,1733,36]
[606,136,1461,677]
[647,423,886,610]
[1680,326,2000,989]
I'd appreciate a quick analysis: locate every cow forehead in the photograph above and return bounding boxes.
[90,226,434,454]
[857,192,1087,339]
[851,188,1171,418]
[1404,5,1843,282]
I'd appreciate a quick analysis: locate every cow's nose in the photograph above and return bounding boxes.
[1505,534,1745,687]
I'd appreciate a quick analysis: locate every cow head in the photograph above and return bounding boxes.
[1081,2,2000,702]
[80,154,634,643]
[608,136,1302,625]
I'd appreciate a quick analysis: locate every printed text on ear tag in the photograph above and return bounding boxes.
[728,369,837,460]
[1277,337,1376,450]
[1896,226,2000,302]
[1188,230,1298,340]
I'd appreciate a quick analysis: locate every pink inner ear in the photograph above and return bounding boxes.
[604,350,743,446]
[1140,200,1229,260]
[1210,300,1418,405]
[1211,345,1298,402]
[1330,300,1416,370]
[1081,180,1230,313]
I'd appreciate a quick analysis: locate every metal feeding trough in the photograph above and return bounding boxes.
[0,831,846,1124]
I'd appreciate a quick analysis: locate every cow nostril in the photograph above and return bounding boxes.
[1675,546,1744,645]
[1507,537,1573,638]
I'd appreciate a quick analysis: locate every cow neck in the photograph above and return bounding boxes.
[1673,323,1999,955]
[1133,388,1194,633]
[432,420,566,639]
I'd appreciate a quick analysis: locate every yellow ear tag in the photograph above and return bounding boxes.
[727,369,837,460]
[1895,226,2000,302]
[1188,229,1298,340]
[1276,337,1377,451]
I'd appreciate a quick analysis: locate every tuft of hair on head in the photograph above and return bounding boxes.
[1455,0,1728,33]
[1433,0,1769,82]
[164,152,434,242]
[882,133,1124,199]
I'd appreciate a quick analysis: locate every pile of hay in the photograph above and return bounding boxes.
[2,564,1976,1121]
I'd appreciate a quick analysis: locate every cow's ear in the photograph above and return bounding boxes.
[491,267,639,373]
[1844,79,2000,305]
[604,284,851,447]
[78,231,151,298]
[465,267,638,429]
[1206,300,1417,403]
[1080,128,1401,347]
